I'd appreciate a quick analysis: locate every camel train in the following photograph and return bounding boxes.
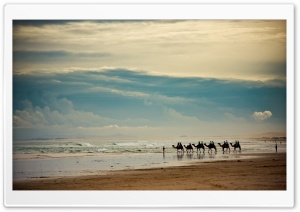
[172,142,194,153]
[192,141,205,153]
[172,142,184,153]
[230,141,242,152]
[184,143,194,153]
[218,140,230,153]
[172,140,241,154]
[204,141,217,154]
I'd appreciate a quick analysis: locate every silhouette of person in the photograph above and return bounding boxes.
[275,143,277,153]
[163,146,165,153]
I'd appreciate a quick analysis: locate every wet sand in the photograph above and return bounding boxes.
[13,152,286,190]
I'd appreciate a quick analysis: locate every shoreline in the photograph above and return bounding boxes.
[13,152,286,190]
[13,151,265,181]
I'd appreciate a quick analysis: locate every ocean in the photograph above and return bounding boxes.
[13,136,286,181]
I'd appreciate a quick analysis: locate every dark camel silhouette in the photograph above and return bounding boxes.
[204,142,217,153]
[172,142,184,152]
[192,141,205,153]
[184,143,193,153]
[218,142,230,153]
[230,141,241,152]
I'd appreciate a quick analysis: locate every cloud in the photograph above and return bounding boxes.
[13,98,117,128]
[163,107,201,125]
[224,112,246,122]
[13,50,110,62]
[12,68,286,138]
[13,69,286,123]
[252,111,272,121]
[13,96,155,131]
[103,125,120,129]
[13,20,286,81]
[13,20,80,26]
[89,86,149,98]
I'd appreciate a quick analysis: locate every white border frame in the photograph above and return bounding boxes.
[3,4,294,207]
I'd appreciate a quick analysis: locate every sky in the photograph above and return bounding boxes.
[13,20,286,139]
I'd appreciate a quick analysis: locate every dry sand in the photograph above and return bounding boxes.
[13,152,286,190]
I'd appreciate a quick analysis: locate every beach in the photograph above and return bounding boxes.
[13,152,286,190]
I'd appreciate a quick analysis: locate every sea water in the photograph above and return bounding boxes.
[13,136,286,180]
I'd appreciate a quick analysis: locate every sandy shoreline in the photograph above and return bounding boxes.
[13,152,286,190]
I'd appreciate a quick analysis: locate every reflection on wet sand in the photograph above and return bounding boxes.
[196,153,205,160]
[174,152,184,161]
[171,152,234,161]
[172,150,244,162]
[186,153,193,160]
[208,154,215,159]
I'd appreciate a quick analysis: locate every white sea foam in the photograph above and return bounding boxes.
[13,136,286,155]
[76,142,93,147]
[97,148,107,152]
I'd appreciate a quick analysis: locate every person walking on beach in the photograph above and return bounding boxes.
[163,146,165,153]
[275,143,278,153]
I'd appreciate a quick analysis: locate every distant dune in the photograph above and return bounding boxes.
[253,132,286,138]
[213,132,287,139]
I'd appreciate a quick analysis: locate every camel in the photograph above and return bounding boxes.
[192,141,205,153]
[204,142,217,153]
[218,142,230,153]
[172,142,184,152]
[184,143,193,153]
[230,141,241,152]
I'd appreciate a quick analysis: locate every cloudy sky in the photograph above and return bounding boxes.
[13,20,286,139]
